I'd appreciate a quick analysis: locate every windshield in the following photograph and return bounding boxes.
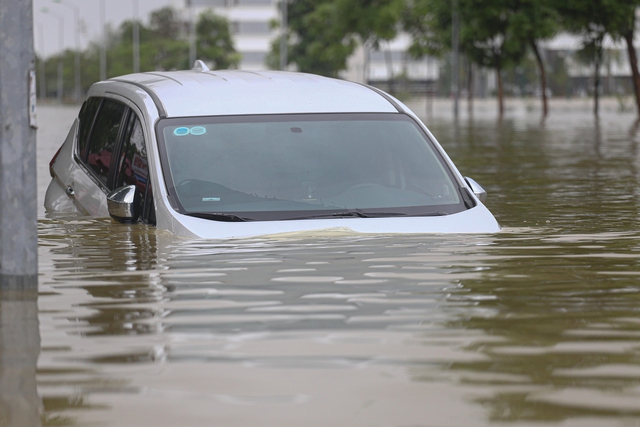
[157,113,471,221]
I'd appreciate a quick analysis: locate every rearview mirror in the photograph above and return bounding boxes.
[107,185,140,223]
[464,177,487,203]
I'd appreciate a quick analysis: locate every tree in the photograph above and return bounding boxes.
[334,0,404,89]
[150,7,182,39]
[404,0,529,117]
[270,0,403,78]
[269,0,356,76]
[602,0,640,117]
[507,0,559,117]
[403,0,451,59]
[553,0,637,116]
[403,0,465,103]
[334,0,404,48]
[460,0,528,116]
[196,10,240,69]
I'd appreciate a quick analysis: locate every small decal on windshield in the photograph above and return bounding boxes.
[190,126,206,135]
[202,197,221,202]
[174,127,190,136]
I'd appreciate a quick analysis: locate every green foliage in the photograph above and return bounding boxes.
[404,0,546,69]
[403,0,451,58]
[552,0,637,70]
[196,11,241,69]
[277,0,354,76]
[458,0,527,71]
[404,0,560,113]
[507,0,558,44]
[150,7,182,39]
[39,6,237,100]
[271,0,403,77]
[334,0,404,47]
[553,0,640,112]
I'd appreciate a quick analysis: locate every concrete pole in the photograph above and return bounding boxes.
[0,0,38,289]
[279,0,287,70]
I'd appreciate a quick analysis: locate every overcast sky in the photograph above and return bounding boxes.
[33,0,179,57]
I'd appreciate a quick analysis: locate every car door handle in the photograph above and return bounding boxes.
[65,186,75,197]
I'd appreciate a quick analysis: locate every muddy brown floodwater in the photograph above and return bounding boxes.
[2,101,640,427]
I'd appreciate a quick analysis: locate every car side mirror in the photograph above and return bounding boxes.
[464,177,487,203]
[107,185,141,223]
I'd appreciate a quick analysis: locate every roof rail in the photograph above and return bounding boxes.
[192,60,210,72]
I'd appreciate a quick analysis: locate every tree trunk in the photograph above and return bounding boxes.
[530,39,548,117]
[624,30,640,117]
[496,66,504,117]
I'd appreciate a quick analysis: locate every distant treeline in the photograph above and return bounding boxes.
[40,1,640,116]
[38,7,238,100]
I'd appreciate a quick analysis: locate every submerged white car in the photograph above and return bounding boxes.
[45,62,500,238]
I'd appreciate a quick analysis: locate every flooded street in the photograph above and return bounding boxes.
[5,102,640,426]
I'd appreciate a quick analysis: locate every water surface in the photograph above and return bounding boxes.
[6,102,640,426]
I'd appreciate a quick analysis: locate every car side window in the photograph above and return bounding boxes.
[115,114,152,221]
[76,97,101,160]
[85,99,127,186]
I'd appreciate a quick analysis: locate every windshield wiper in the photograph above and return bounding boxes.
[186,210,450,222]
[186,212,254,222]
[325,211,405,218]
[287,210,449,220]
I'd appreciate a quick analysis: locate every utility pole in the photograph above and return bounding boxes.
[133,0,140,73]
[452,0,460,119]
[53,0,81,101]
[188,0,196,67]
[38,23,46,99]
[0,0,38,288]
[279,0,287,70]
[100,0,106,80]
[54,11,64,102]
[42,7,64,102]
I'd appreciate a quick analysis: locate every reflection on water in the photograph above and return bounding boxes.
[28,106,640,426]
[0,287,41,427]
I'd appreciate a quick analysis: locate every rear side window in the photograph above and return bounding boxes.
[76,97,101,160]
[85,99,127,185]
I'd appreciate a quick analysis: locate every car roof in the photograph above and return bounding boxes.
[104,68,400,118]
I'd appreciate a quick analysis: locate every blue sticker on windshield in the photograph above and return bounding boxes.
[174,127,190,136]
[190,126,206,135]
